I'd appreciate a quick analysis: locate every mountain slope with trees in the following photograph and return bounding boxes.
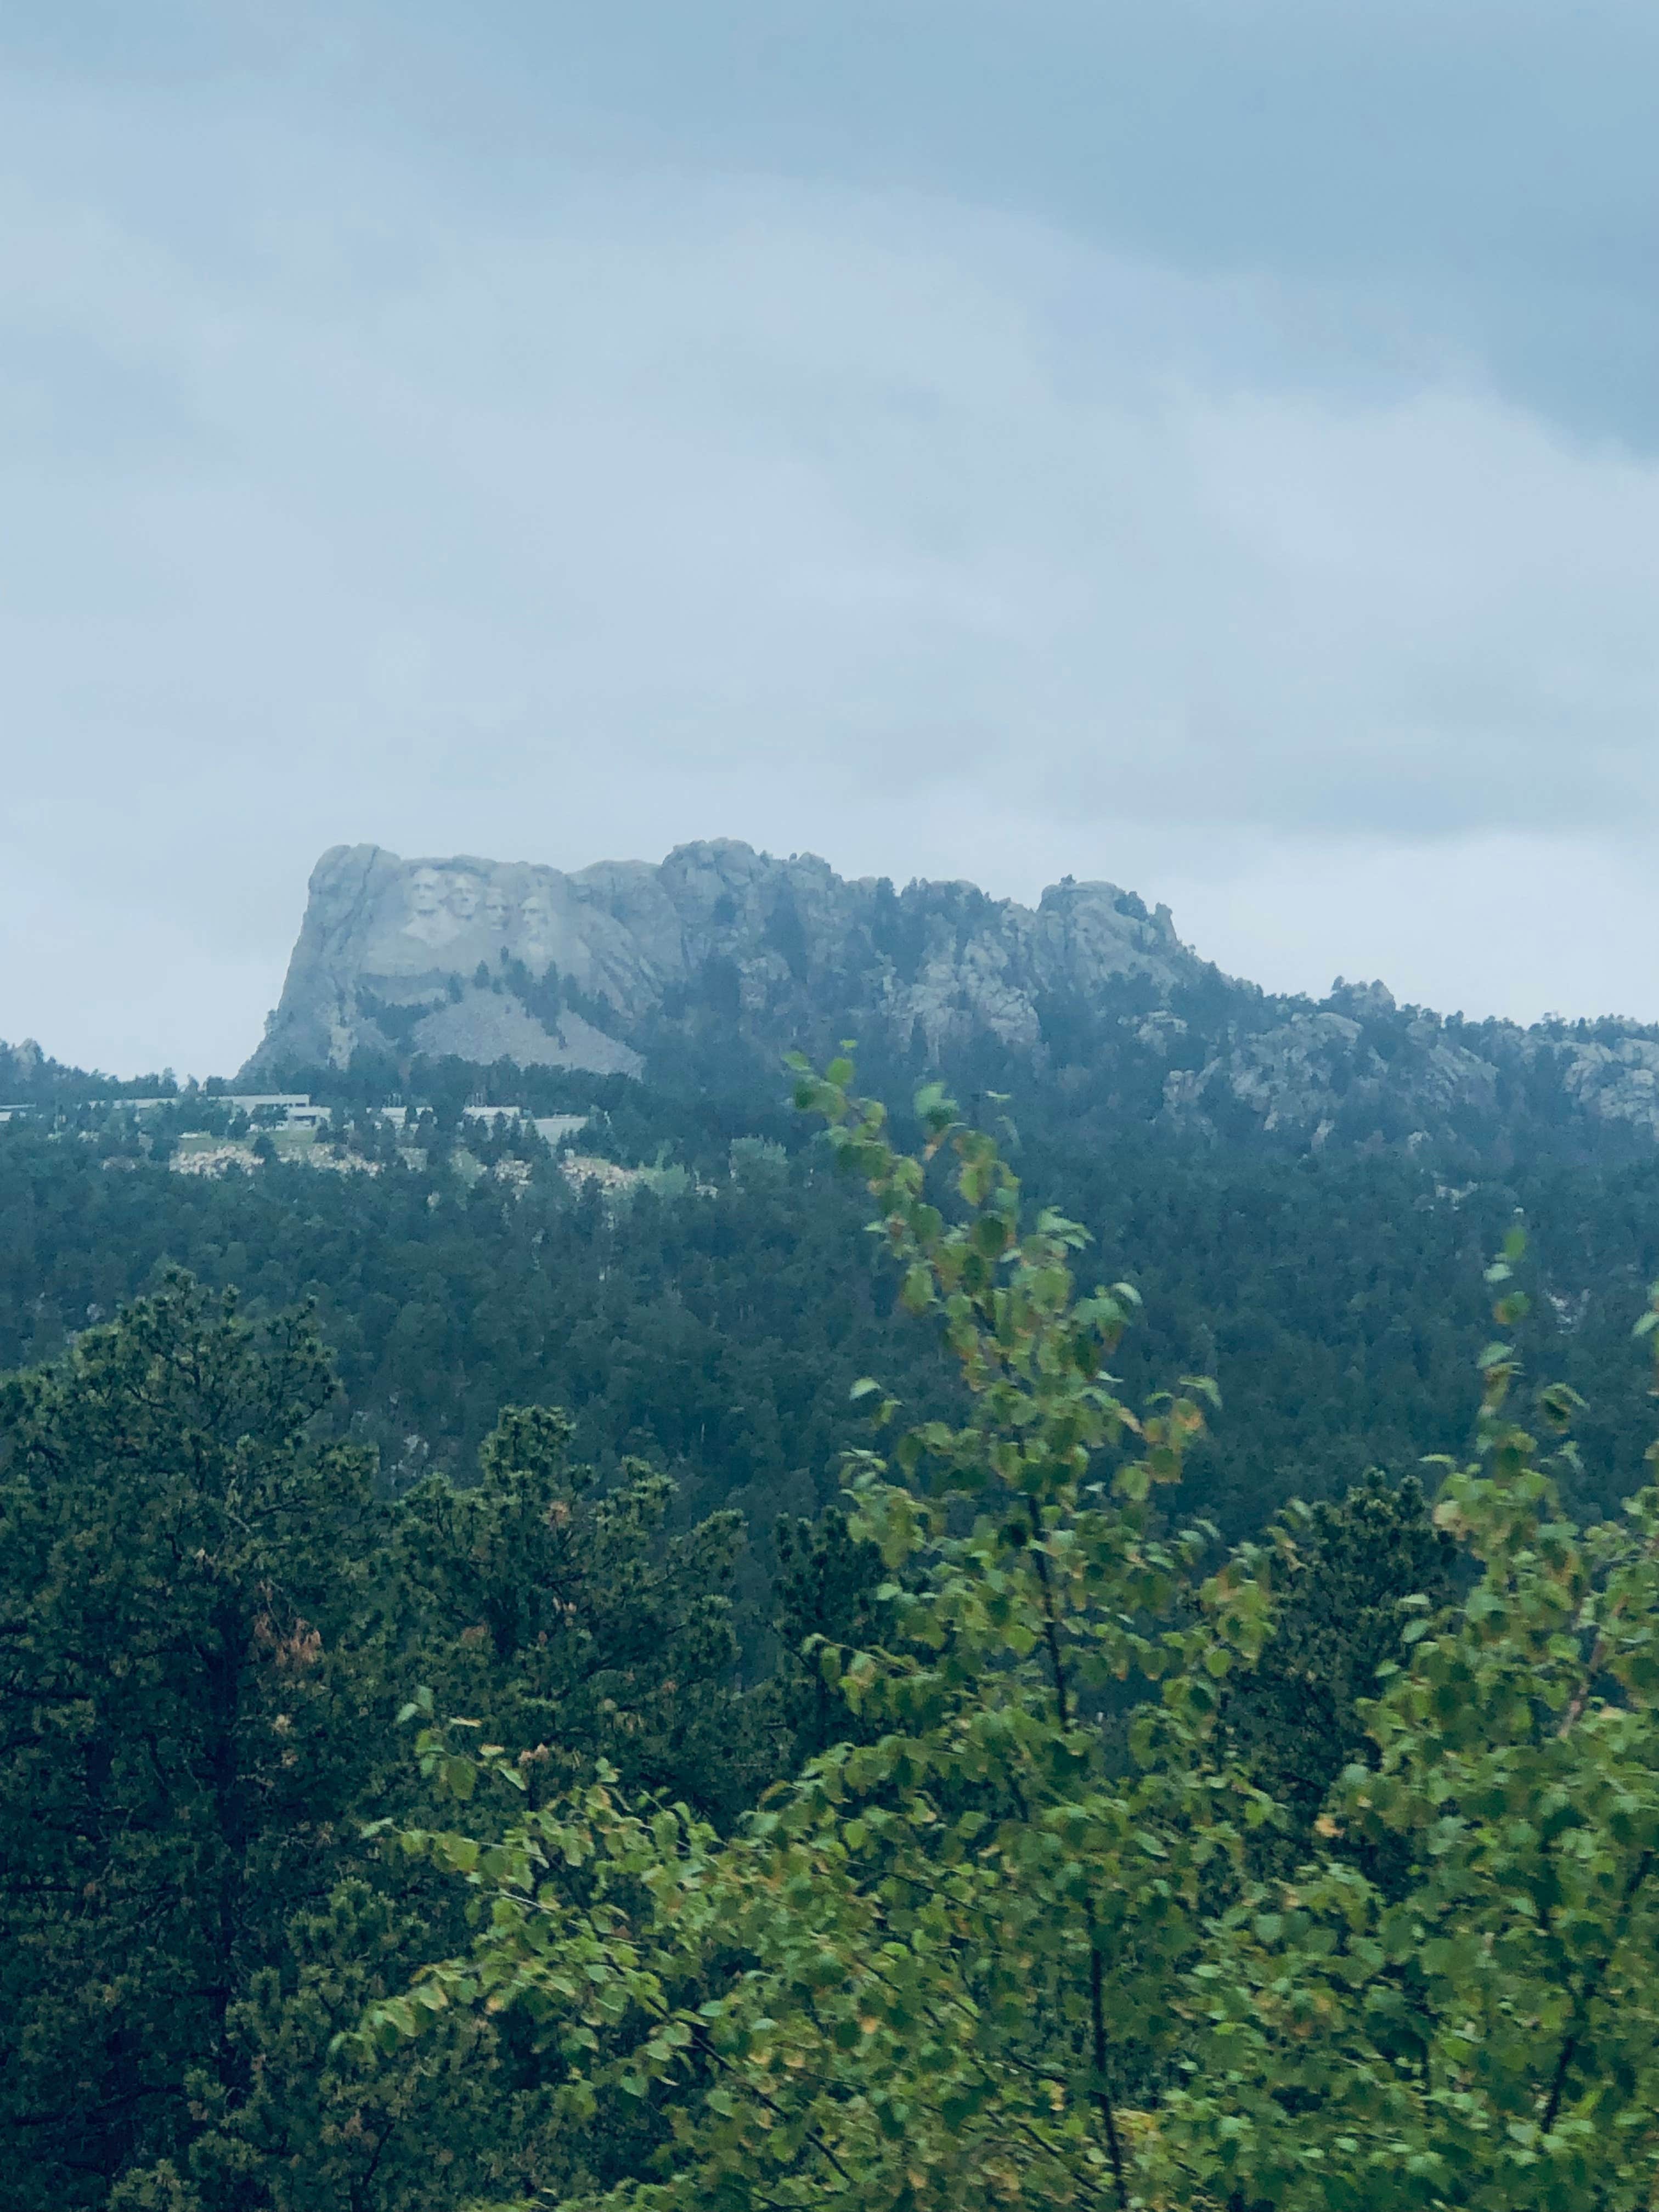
[7,1053,1659,2205]
[369,1066,1659,2212]
[9,1071,1659,1576]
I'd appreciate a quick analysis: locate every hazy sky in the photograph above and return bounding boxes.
[5,2,1658,1075]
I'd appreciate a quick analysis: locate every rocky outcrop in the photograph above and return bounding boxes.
[243,841,1659,1161]
[0,1036,122,1108]
[1155,979,1659,1154]
[1558,1035,1659,1136]
[1160,989,1503,1147]
[0,1040,46,1099]
[241,840,1193,1086]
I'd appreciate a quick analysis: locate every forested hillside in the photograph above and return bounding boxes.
[8,1057,1659,2208]
[9,1018,1659,2212]
[7,1063,1659,1586]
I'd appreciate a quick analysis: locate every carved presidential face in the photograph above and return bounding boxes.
[408,867,445,917]
[448,876,482,922]
[519,894,549,933]
[483,885,510,929]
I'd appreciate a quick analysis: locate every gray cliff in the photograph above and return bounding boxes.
[244,841,1659,1159]
[242,840,1190,1080]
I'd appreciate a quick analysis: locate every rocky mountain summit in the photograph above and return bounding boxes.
[243,839,1189,1079]
[244,840,1659,1160]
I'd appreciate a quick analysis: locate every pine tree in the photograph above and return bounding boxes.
[0,1279,381,2207]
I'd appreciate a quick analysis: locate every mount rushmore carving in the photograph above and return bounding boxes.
[241,839,1194,1082]
[242,839,1659,1158]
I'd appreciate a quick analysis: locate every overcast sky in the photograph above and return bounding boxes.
[5,2,1658,1075]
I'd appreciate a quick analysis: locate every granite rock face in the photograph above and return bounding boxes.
[244,841,1659,1159]
[242,840,1192,1085]
[1155,979,1659,1154]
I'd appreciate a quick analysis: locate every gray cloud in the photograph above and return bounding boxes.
[3,9,1657,1071]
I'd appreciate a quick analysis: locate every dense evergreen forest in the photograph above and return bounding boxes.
[9,1049,1659,2205]
[7,1058,1659,1561]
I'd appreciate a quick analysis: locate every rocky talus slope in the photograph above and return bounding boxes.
[242,840,1659,1159]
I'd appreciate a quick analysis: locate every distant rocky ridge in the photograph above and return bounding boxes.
[242,840,1659,1160]
[243,840,1189,1080]
[0,1037,168,1109]
[0,1039,47,1098]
